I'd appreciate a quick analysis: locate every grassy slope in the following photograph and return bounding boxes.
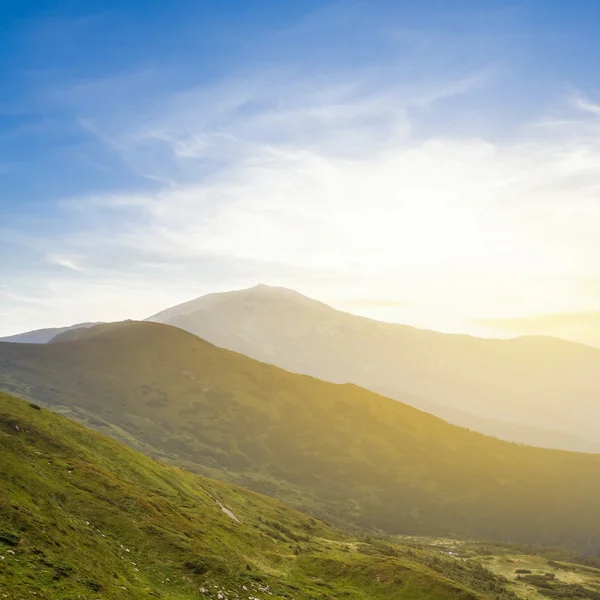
[2,322,600,553]
[0,391,514,600]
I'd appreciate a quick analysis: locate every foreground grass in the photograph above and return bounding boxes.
[0,391,518,600]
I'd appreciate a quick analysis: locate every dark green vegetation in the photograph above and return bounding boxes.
[148,284,600,452]
[2,322,600,554]
[516,573,600,599]
[1,391,519,600]
[392,536,600,600]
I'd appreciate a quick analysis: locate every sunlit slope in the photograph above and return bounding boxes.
[2,322,600,553]
[148,285,600,449]
[1,391,515,600]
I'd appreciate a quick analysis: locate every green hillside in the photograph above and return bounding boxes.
[0,391,516,600]
[2,322,600,553]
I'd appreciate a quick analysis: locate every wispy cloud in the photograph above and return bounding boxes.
[3,10,600,338]
[46,254,85,272]
[331,299,414,309]
[571,91,600,116]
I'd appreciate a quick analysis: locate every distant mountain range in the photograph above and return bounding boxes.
[0,322,98,344]
[5,285,599,452]
[147,284,600,452]
[2,320,600,553]
[474,311,600,350]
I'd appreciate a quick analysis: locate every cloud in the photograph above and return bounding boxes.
[76,77,600,302]
[46,254,85,272]
[476,312,600,328]
[331,299,414,309]
[3,59,600,337]
[571,92,600,116]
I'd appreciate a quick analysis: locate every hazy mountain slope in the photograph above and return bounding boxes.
[374,390,600,454]
[2,322,600,554]
[0,322,98,344]
[0,392,502,600]
[473,311,600,350]
[147,285,600,450]
[55,320,600,452]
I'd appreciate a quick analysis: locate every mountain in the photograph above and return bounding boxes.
[473,311,600,350]
[147,285,600,451]
[2,391,514,600]
[2,321,600,554]
[0,322,98,344]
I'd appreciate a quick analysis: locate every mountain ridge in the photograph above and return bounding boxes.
[0,322,99,344]
[4,284,599,451]
[146,285,600,451]
[2,320,600,553]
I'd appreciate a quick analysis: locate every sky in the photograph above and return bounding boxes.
[1,0,600,344]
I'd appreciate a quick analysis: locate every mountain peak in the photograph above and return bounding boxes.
[241,283,322,301]
[246,283,302,294]
[147,284,333,322]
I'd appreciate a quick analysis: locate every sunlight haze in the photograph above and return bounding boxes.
[1,1,599,346]
[3,4,600,596]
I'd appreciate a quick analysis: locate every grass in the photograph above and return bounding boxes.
[0,391,522,600]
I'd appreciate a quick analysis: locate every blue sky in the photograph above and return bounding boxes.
[1,0,600,342]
